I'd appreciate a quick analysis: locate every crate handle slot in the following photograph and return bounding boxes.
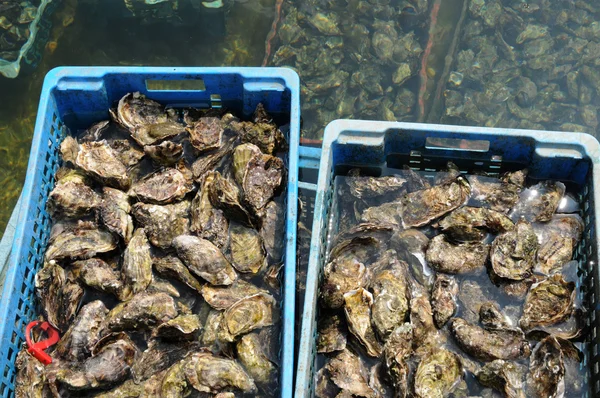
[425,137,490,152]
[146,79,206,91]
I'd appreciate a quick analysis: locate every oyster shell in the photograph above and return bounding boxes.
[317,313,347,354]
[233,143,262,185]
[102,292,178,333]
[209,171,254,227]
[186,117,224,152]
[45,225,117,261]
[131,339,199,383]
[132,200,190,249]
[383,323,413,397]
[47,169,101,218]
[425,234,489,274]
[410,289,439,355]
[431,274,458,328]
[511,181,566,222]
[121,228,152,300]
[476,359,526,398]
[153,255,203,294]
[479,301,511,330]
[401,176,470,228]
[191,136,236,180]
[260,200,285,262]
[116,92,168,131]
[35,261,66,331]
[414,349,462,398]
[467,174,523,213]
[61,137,131,190]
[202,309,224,347]
[343,288,382,357]
[527,336,565,398]
[144,140,183,165]
[229,222,267,273]
[236,332,277,385]
[370,261,409,339]
[183,351,257,394]
[15,349,48,397]
[490,219,538,280]
[242,152,285,212]
[79,120,110,143]
[450,318,530,361]
[75,258,123,298]
[201,279,267,310]
[161,359,190,397]
[173,234,237,286]
[346,171,407,200]
[100,187,134,244]
[438,206,514,241]
[519,274,575,331]
[130,168,193,204]
[109,139,145,167]
[152,314,202,341]
[361,202,403,227]
[535,215,584,275]
[131,122,185,147]
[53,333,137,391]
[234,104,284,155]
[220,292,276,341]
[54,300,108,362]
[326,349,376,398]
[190,171,229,249]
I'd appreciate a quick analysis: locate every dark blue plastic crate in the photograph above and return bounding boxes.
[295,119,600,398]
[0,66,300,398]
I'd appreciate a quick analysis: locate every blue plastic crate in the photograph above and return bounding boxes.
[295,119,600,398]
[0,66,300,398]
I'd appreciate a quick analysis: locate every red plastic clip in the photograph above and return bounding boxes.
[25,321,60,365]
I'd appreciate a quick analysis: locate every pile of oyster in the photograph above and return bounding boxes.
[269,0,428,138]
[316,164,587,397]
[15,92,287,397]
[443,0,600,135]
[0,0,40,62]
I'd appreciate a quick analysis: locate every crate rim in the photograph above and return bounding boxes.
[2,66,300,398]
[295,119,600,397]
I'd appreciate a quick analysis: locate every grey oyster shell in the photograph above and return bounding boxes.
[132,201,190,249]
[229,222,267,274]
[491,219,538,280]
[153,255,203,294]
[100,187,134,244]
[201,279,267,311]
[130,168,193,204]
[431,274,459,328]
[343,288,382,357]
[121,228,153,300]
[47,169,101,218]
[426,234,489,274]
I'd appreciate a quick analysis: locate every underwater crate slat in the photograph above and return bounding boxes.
[0,66,300,398]
[295,119,600,398]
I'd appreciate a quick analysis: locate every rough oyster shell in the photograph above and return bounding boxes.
[233,143,262,185]
[47,169,101,218]
[326,349,376,398]
[491,219,538,280]
[190,171,229,249]
[527,336,565,398]
[260,200,285,262]
[201,279,267,311]
[236,332,277,385]
[370,261,409,339]
[183,351,257,394]
[519,274,575,331]
[476,359,526,398]
[101,292,178,333]
[414,349,462,398]
[511,181,566,222]
[426,234,489,274]
[131,339,199,383]
[153,255,203,294]
[132,201,190,249]
[431,274,458,328]
[100,187,134,244]
[45,225,117,262]
[242,152,285,212]
[438,206,514,241]
[152,314,202,341]
[317,313,348,354]
[186,117,224,152]
[220,292,275,341]
[144,140,183,165]
[15,349,48,397]
[130,168,193,204]
[343,288,382,357]
[229,222,267,274]
[75,258,123,298]
[208,171,254,227]
[121,228,152,300]
[116,92,168,131]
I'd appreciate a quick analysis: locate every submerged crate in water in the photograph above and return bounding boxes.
[295,119,600,397]
[0,66,300,398]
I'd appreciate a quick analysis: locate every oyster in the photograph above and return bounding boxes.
[220,292,276,341]
[131,339,199,383]
[47,169,101,218]
[317,313,347,354]
[233,143,262,185]
[131,122,184,147]
[425,234,489,274]
[343,288,382,357]
[229,222,267,273]
[102,292,178,333]
[476,360,525,398]
[234,104,284,155]
[186,117,224,152]
[519,274,575,331]
[55,300,108,361]
[161,359,190,397]
[201,279,267,310]
[60,274,85,332]
[410,290,439,354]
[467,174,523,213]
[153,255,203,294]
[236,332,277,384]
[45,225,117,261]
[370,261,409,339]
[132,200,190,249]
[315,367,339,398]
[100,187,134,244]
[116,92,168,131]
[109,139,145,167]
[144,140,183,165]
[479,302,511,330]
[79,120,109,142]
[209,171,254,227]
[173,235,237,286]
[146,274,181,297]
[511,181,566,222]
[450,318,530,361]
[361,202,403,227]
[527,336,565,398]
[184,351,257,394]
[431,274,458,328]
[130,168,193,204]
[35,261,66,331]
[326,349,376,397]
[61,137,131,190]
[438,206,514,241]
[202,309,224,347]
[490,219,538,280]
[401,176,470,228]
[192,137,236,180]
[536,215,584,275]
[190,171,229,248]
[242,152,285,212]
[121,228,152,300]
[383,323,413,397]
[458,279,494,324]
[76,258,123,298]
[260,200,285,262]
[414,349,462,398]
[15,349,48,397]
[53,333,137,391]
[152,314,202,341]
[346,171,407,200]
